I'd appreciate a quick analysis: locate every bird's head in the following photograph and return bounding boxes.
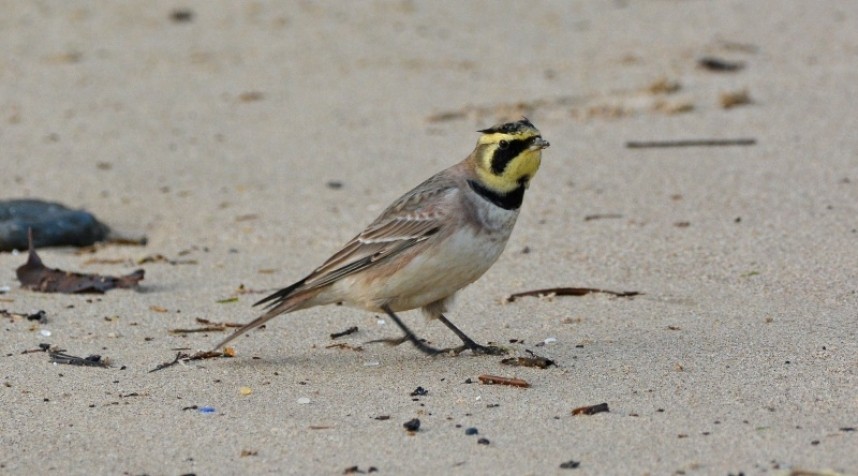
[471,118,549,194]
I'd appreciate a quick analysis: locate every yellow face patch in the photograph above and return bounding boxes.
[472,120,548,194]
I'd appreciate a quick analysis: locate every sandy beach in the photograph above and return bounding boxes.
[1,1,856,474]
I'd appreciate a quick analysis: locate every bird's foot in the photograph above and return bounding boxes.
[365,336,445,356]
[448,340,508,356]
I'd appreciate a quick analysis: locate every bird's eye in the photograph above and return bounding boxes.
[498,140,509,150]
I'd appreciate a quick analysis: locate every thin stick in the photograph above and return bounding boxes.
[505,287,640,303]
[626,138,756,149]
[478,374,530,388]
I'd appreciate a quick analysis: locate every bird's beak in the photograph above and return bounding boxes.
[530,137,550,150]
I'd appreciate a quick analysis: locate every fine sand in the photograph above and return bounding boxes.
[2,1,857,474]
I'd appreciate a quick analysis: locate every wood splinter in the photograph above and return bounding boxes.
[478,374,530,388]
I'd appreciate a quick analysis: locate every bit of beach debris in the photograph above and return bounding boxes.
[478,374,530,388]
[0,199,110,251]
[149,349,234,373]
[403,418,421,432]
[501,350,556,369]
[698,56,745,72]
[17,230,143,293]
[168,317,245,334]
[626,138,756,149]
[571,402,610,416]
[136,253,198,265]
[426,77,694,124]
[1,309,47,323]
[21,343,54,354]
[170,8,194,23]
[410,386,428,397]
[330,326,359,339]
[325,342,364,352]
[343,466,378,474]
[49,350,110,368]
[584,213,623,222]
[720,89,753,109]
[505,287,640,303]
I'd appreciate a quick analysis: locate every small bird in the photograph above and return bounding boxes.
[215,118,549,355]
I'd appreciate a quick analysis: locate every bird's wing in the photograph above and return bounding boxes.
[255,178,458,309]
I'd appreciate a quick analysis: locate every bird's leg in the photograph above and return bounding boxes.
[366,305,444,356]
[435,313,507,356]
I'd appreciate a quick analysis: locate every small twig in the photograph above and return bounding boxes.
[49,351,109,368]
[325,342,364,352]
[149,350,228,373]
[169,326,228,334]
[169,317,245,334]
[22,343,54,354]
[626,138,756,149]
[330,326,359,339]
[478,374,530,388]
[505,287,640,303]
[197,317,244,328]
[698,57,745,72]
[149,352,187,372]
[584,213,623,221]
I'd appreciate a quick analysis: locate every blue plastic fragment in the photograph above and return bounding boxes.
[198,406,216,414]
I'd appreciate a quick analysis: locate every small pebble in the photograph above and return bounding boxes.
[170,9,194,23]
[477,438,490,445]
[297,397,311,405]
[240,387,252,396]
[465,427,479,436]
[40,329,52,337]
[403,418,421,432]
[543,337,557,345]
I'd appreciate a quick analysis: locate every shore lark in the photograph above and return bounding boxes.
[215,118,549,355]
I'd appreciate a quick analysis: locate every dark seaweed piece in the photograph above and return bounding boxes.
[17,230,143,293]
[49,350,109,368]
[501,350,556,369]
[571,403,610,416]
[403,418,421,432]
[0,199,110,251]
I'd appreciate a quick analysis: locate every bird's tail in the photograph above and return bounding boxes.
[212,289,318,351]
